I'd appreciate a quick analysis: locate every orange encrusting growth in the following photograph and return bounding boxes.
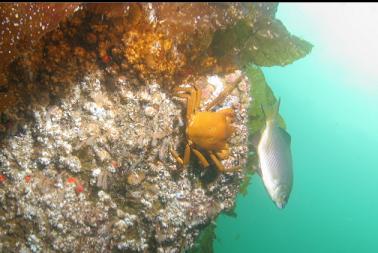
[66,177,77,184]
[0,174,6,183]
[24,175,31,183]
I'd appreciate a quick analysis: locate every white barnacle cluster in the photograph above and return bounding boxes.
[57,155,81,173]
[0,8,252,248]
[27,234,42,253]
[83,102,108,121]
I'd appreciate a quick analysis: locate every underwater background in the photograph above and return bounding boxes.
[1,3,378,252]
[215,3,378,253]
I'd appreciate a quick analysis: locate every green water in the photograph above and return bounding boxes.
[215,3,378,253]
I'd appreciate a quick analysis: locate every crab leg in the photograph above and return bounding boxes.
[170,147,184,165]
[209,152,226,172]
[192,148,210,168]
[175,93,194,121]
[174,87,197,114]
[215,146,230,160]
[174,85,202,115]
[170,143,192,168]
[205,75,242,111]
[209,152,241,172]
[193,85,202,113]
[183,143,191,165]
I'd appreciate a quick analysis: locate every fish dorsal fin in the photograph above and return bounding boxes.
[278,127,291,145]
[261,98,281,121]
[260,104,266,120]
[271,98,281,121]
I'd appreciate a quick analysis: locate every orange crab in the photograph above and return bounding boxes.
[170,78,241,172]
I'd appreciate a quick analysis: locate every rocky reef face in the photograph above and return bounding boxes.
[0,4,253,252]
[1,3,311,112]
[0,64,250,252]
[0,3,312,252]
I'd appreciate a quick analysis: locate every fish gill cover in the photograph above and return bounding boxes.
[0,3,311,253]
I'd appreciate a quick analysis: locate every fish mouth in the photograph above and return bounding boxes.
[275,201,286,209]
[272,185,290,209]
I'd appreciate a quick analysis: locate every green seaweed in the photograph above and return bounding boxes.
[239,160,255,196]
[210,11,313,67]
[211,20,252,58]
[187,223,217,253]
[241,18,313,67]
[246,64,286,135]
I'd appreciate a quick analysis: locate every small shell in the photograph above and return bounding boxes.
[127,171,145,186]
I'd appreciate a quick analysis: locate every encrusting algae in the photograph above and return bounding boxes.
[0,3,312,252]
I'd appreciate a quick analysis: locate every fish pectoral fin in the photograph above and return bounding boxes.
[278,127,291,145]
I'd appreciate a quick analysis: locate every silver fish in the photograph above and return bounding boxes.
[256,99,293,209]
